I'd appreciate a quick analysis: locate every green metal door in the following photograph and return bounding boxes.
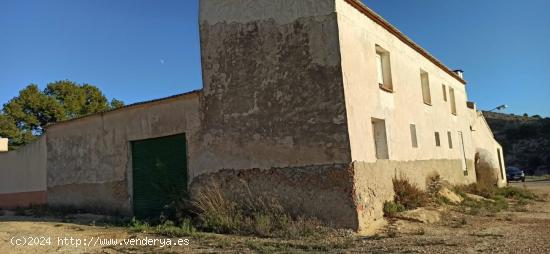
[131,133,188,219]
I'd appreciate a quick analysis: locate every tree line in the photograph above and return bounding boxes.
[0,80,124,148]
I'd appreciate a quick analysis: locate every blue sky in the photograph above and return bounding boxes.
[1,0,549,116]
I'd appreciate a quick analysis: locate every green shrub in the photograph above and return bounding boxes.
[434,195,452,206]
[456,184,537,201]
[495,187,537,200]
[392,177,429,210]
[458,194,508,215]
[487,196,508,213]
[453,183,540,215]
[129,217,151,233]
[383,201,405,217]
[128,217,197,237]
[155,219,196,237]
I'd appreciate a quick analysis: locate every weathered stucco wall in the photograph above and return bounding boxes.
[192,0,357,230]
[196,0,350,176]
[0,136,47,208]
[190,163,358,229]
[46,93,201,214]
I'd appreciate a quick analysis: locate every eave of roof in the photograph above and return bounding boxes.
[46,89,202,129]
[343,0,467,85]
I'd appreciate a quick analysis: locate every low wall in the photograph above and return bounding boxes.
[189,164,358,229]
[0,136,47,208]
[352,159,475,233]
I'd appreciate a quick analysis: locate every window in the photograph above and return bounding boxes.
[449,87,457,115]
[372,118,389,159]
[447,131,453,149]
[410,124,418,148]
[442,84,447,101]
[375,45,393,91]
[435,132,441,147]
[420,70,431,105]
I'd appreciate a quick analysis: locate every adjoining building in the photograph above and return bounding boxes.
[0,136,47,208]
[0,138,7,152]
[46,91,201,216]
[0,0,506,233]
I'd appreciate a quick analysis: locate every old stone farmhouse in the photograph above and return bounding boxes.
[0,0,506,233]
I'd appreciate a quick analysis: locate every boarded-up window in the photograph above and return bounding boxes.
[442,84,447,101]
[420,70,431,105]
[375,45,393,91]
[449,87,457,115]
[372,118,389,160]
[435,132,441,147]
[410,124,418,148]
[447,131,453,149]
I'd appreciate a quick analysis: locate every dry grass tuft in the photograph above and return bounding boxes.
[192,185,326,238]
[392,176,430,210]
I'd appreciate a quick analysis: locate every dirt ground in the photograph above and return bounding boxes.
[1,181,549,254]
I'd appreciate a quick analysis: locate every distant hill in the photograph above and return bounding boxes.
[483,111,550,175]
